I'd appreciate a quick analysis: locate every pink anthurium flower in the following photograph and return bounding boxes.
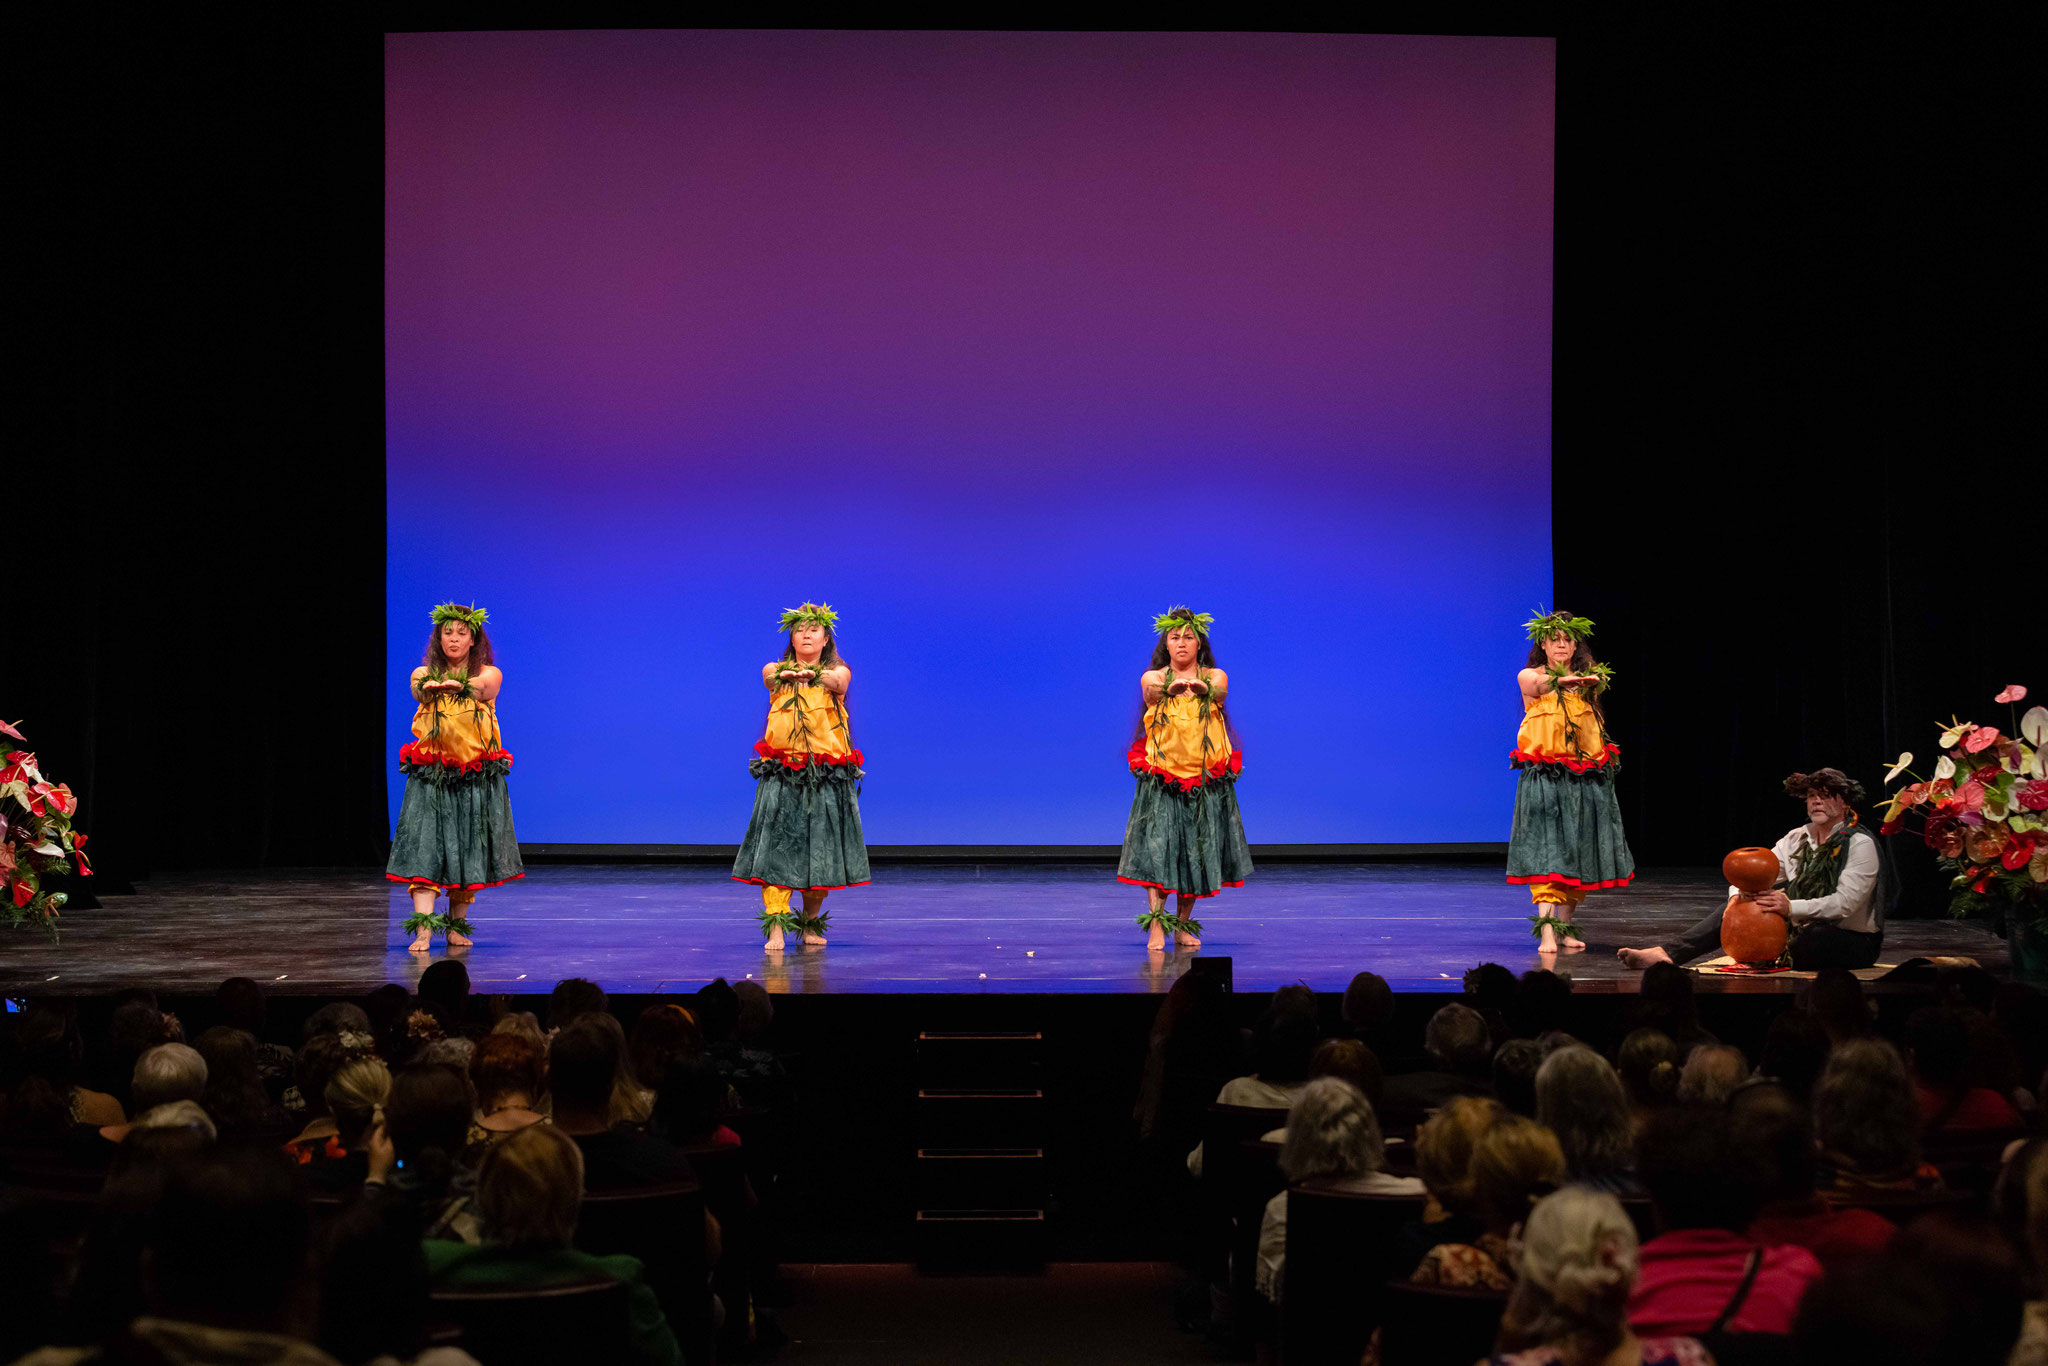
[1996,684,2028,704]
[1964,727,2002,754]
[0,719,23,742]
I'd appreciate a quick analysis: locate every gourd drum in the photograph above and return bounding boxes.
[1720,846,1786,965]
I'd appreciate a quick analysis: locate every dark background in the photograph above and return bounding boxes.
[13,6,2034,907]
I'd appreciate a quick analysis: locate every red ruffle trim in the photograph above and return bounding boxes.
[1117,876,1244,900]
[732,876,872,893]
[1127,741,1243,793]
[753,741,864,770]
[1505,872,1635,890]
[386,873,525,891]
[1511,744,1620,773]
[399,742,514,773]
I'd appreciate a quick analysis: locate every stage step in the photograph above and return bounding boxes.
[912,1030,1048,1268]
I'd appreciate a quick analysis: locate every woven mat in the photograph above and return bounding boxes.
[1692,955,1899,981]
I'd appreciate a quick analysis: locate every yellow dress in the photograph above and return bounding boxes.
[1507,685,1633,903]
[754,681,858,767]
[734,674,868,894]
[387,684,521,891]
[1118,681,1252,897]
[1129,693,1239,787]
[402,692,510,770]
[1513,690,1616,771]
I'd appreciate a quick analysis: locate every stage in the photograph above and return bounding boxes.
[1,862,2009,998]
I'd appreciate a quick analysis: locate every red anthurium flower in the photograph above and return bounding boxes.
[2019,780,2048,812]
[0,719,23,742]
[1964,727,2001,753]
[0,753,33,786]
[11,879,31,909]
[2004,834,2039,871]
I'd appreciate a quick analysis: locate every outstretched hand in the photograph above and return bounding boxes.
[1751,890,1792,917]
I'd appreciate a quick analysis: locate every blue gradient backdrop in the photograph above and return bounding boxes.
[385,31,1554,845]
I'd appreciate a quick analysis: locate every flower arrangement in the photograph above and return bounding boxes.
[1,719,92,940]
[1880,684,2047,943]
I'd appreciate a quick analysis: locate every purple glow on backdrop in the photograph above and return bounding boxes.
[385,30,1554,843]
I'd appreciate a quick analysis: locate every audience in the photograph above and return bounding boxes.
[2009,1140,2048,1366]
[1806,968,1874,1047]
[99,1044,207,1145]
[213,976,297,1104]
[423,1124,681,1366]
[1756,1008,1831,1103]
[1675,1043,1749,1107]
[374,1064,482,1242]
[416,960,476,1039]
[291,1055,391,1194]
[1731,1080,1895,1269]
[1906,1005,2024,1139]
[714,981,793,1108]
[653,1057,741,1148]
[467,1032,549,1155]
[1629,1108,1823,1336]
[192,1026,285,1141]
[1343,970,1401,1058]
[1414,1114,1564,1288]
[2,1006,125,1140]
[1380,1003,1493,1126]
[626,1005,704,1120]
[1632,964,1715,1051]
[551,977,608,1031]
[1492,1039,1544,1118]
[285,1034,373,1168]
[1186,1008,1319,1177]
[1795,1214,2028,1366]
[1812,1038,1944,1194]
[98,997,181,1115]
[1510,969,1574,1041]
[1254,1077,1421,1303]
[1536,1046,1641,1195]
[549,1017,698,1189]
[1498,1186,1710,1366]
[1393,1096,1505,1276]
[1616,1028,1681,1131]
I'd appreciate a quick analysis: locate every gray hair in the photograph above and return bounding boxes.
[133,1099,218,1142]
[302,1002,372,1042]
[1535,1046,1633,1183]
[1279,1076,1386,1183]
[491,1011,545,1042]
[1500,1186,1639,1354]
[1677,1044,1749,1106]
[1813,1038,1920,1176]
[133,1043,208,1113]
[1424,1003,1491,1072]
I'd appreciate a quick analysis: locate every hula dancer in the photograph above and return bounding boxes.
[1119,606,1252,952]
[387,602,523,952]
[733,602,869,951]
[1508,608,1634,954]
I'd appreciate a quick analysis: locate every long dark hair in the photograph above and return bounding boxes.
[1525,620,1604,727]
[777,627,844,674]
[421,619,495,674]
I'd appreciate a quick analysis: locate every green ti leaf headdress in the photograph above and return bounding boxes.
[1523,606,1594,644]
[430,602,490,633]
[778,602,839,633]
[1153,606,1214,637]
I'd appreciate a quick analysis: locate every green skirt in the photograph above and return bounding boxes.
[1118,774,1253,898]
[386,758,524,891]
[732,759,870,892]
[1505,758,1635,890]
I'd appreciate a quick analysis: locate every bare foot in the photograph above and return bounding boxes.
[766,925,785,952]
[409,929,432,954]
[801,930,827,946]
[1556,934,1586,954]
[1537,922,1560,954]
[447,929,473,948]
[1146,922,1166,953]
[1617,945,1672,970]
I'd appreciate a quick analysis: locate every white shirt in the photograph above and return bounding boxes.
[1728,823,1881,934]
[1186,1077,1306,1178]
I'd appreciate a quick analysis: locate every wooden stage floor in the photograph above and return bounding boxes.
[0,863,2009,998]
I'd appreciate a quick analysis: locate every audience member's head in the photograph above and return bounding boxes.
[1278,1077,1386,1184]
[131,1099,217,1145]
[1343,971,1396,1036]
[628,1004,704,1091]
[1813,1038,1922,1180]
[144,1146,313,1336]
[214,977,268,1037]
[416,960,472,1026]
[1500,1187,1640,1360]
[1269,983,1317,1021]
[326,1056,393,1151]
[1306,1038,1383,1111]
[1492,1039,1544,1117]
[293,1032,366,1121]
[1413,1096,1505,1218]
[1615,1028,1681,1116]
[1795,1215,2026,1366]
[1469,1114,1566,1234]
[317,1191,432,1364]
[301,1001,371,1045]
[733,980,774,1044]
[1462,963,1517,1015]
[549,1015,623,1119]
[1904,1006,1973,1092]
[693,978,741,1044]
[385,1065,472,1183]
[1510,970,1573,1039]
[1638,1106,1756,1233]
[1423,1003,1492,1077]
[132,1043,207,1116]
[470,1031,546,1113]
[475,1125,585,1250]
[1757,1008,1831,1102]
[1989,1137,2047,1280]
[549,977,606,1031]
[1252,1011,1321,1085]
[1535,1046,1633,1185]
[191,1027,270,1137]
[1806,968,1871,1045]
[363,985,413,1057]
[1728,1081,1820,1206]
[1634,962,1704,1042]
[1676,1043,1748,1107]
[654,1056,731,1146]
[490,1011,544,1043]
[4,1005,90,1141]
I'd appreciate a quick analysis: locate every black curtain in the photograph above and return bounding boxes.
[12,8,2033,910]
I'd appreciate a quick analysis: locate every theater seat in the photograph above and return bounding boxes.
[1281,1185,1429,1366]
[428,1275,631,1365]
[575,1181,711,1365]
[1377,1280,1509,1366]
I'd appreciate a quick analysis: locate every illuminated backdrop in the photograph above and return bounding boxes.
[385,30,1555,844]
